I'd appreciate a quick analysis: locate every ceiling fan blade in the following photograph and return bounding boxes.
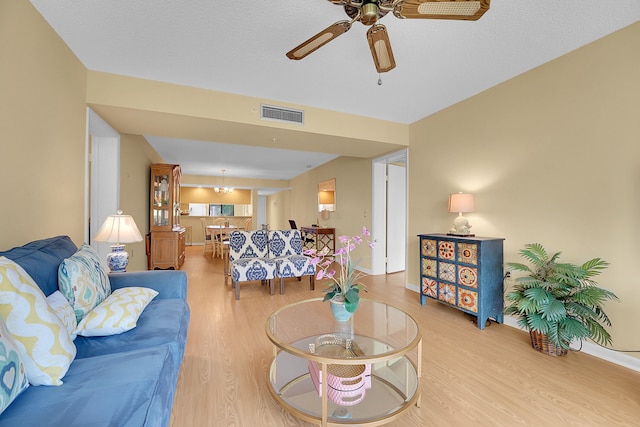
[367,24,396,73]
[286,21,352,60]
[394,0,490,21]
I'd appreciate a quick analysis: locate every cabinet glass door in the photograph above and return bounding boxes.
[152,173,171,227]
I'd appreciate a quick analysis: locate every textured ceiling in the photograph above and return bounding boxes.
[30,0,640,181]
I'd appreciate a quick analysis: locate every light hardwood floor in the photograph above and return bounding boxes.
[170,246,640,426]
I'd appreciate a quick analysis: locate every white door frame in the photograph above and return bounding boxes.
[370,149,408,276]
[386,163,407,273]
[86,108,120,263]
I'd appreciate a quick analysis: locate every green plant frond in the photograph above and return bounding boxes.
[592,305,613,327]
[515,276,544,289]
[558,317,590,342]
[552,262,586,280]
[526,313,551,333]
[517,297,542,314]
[581,258,609,277]
[506,262,533,274]
[583,318,613,346]
[545,322,567,349]
[516,317,530,331]
[522,287,551,304]
[564,300,598,321]
[539,298,566,322]
[518,244,549,267]
[572,286,617,305]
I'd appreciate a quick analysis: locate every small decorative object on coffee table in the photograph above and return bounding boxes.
[308,334,371,406]
[305,227,374,318]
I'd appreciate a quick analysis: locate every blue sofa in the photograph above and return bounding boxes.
[0,236,190,426]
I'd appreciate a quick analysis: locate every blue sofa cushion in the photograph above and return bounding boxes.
[0,236,77,297]
[1,345,176,427]
[74,298,189,367]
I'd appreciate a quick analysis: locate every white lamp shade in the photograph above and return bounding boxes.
[448,193,475,213]
[94,211,143,244]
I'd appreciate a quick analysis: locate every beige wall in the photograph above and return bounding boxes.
[181,187,251,206]
[119,135,164,271]
[287,156,373,269]
[0,0,88,248]
[408,22,640,351]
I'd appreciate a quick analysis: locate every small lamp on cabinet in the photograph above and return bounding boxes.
[447,193,475,237]
[94,210,144,272]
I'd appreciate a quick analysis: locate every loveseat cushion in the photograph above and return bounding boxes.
[0,236,77,297]
[0,345,177,427]
[74,298,189,367]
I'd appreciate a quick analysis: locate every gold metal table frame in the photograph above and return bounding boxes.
[265,298,422,426]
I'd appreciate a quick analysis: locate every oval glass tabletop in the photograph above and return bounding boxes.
[266,298,421,362]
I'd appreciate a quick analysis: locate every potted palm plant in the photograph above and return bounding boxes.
[505,243,618,356]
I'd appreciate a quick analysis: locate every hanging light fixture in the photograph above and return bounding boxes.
[214,169,233,194]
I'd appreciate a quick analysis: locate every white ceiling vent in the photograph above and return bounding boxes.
[260,104,304,125]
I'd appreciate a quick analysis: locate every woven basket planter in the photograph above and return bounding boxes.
[529,330,568,357]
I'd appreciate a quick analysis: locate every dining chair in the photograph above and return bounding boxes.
[244,217,252,230]
[268,230,315,294]
[211,217,227,258]
[200,218,213,256]
[229,230,277,300]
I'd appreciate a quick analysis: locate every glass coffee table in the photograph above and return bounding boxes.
[265,298,422,426]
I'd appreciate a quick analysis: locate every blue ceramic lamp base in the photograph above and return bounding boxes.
[106,244,129,272]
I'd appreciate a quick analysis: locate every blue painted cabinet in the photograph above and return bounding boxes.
[418,233,504,329]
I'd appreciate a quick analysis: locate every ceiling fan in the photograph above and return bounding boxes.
[286,0,490,73]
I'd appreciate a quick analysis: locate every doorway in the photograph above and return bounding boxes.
[371,149,407,276]
[86,108,120,263]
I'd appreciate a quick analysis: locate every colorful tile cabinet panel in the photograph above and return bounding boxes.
[418,233,505,330]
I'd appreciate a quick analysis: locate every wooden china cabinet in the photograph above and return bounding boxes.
[147,163,185,270]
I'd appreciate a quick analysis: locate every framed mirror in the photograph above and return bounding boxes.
[318,178,336,213]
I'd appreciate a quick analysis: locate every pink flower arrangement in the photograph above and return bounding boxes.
[304,226,374,313]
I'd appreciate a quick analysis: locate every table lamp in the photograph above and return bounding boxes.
[94,210,144,272]
[447,193,475,237]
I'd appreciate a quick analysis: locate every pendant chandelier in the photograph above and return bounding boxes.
[214,169,233,194]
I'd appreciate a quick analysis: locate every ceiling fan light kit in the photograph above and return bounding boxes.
[286,0,490,73]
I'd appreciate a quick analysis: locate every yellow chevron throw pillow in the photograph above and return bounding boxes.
[0,257,76,386]
[75,287,158,337]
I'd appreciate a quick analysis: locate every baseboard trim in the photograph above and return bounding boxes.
[406,284,640,372]
[503,316,640,372]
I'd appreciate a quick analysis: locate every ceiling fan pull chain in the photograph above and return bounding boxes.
[378,74,382,86]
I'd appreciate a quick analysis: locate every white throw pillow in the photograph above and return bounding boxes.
[75,287,158,337]
[0,257,76,386]
[46,291,78,340]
